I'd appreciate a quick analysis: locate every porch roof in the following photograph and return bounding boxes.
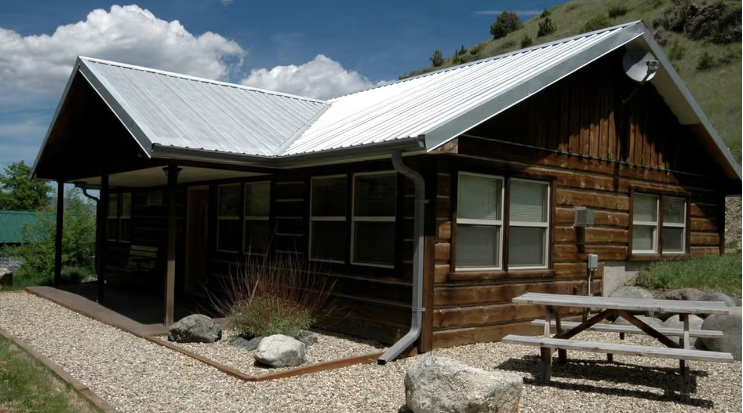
[32,21,741,182]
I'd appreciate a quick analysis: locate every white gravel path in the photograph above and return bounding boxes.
[162,328,384,376]
[1,291,740,413]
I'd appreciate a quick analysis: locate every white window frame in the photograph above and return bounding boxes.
[350,171,397,269]
[119,192,132,244]
[632,193,660,254]
[107,193,119,242]
[456,171,505,271]
[507,178,550,270]
[309,175,347,264]
[243,181,271,255]
[662,196,687,255]
[216,183,241,253]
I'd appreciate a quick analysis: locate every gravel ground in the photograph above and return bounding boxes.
[1,291,740,413]
[161,328,385,375]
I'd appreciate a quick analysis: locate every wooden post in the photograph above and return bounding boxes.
[53,181,64,287]
[164,165,180,326]
[97,174,109,302]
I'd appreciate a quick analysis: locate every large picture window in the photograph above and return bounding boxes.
[456,173,550,270]
[310,175,347,263]
[217,184,241,252]
[632,193,687,255]
[352,172,396,268]
[244,182,271,254]
[456,173,504,269]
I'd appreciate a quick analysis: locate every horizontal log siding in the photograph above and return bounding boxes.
[432,50,727,349]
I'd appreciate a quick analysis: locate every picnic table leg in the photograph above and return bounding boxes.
[539,307,553,384]
[555,311,567,364]
[679,314,691,401]
[608,311,620,362]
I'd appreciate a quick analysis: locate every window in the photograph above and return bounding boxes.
[217,184,241,252]
[244,182,271,254]
[456,173,504,269]
[456,173,550,270]
[107,194,119,241]
[632,194,659,253]
[352,172,396,268]
[120,193,132,242]
[662,197,686,254]
[508,179,550,268]
[632,193,687,255]
[310,176,347,263]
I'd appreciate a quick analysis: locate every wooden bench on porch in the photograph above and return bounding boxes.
[105,245,161,287]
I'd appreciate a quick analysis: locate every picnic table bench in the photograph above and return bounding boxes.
[503,293,734,401]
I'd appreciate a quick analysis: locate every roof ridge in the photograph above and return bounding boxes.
[78,56,328,105]
[329,21,643,101]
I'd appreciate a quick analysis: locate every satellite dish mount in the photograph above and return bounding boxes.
[621,50,659,105]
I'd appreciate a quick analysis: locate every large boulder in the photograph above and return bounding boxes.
[698,292,738,308]
[610,286,653,300]
[297,330,318,347]
[405,357,522,413]
[254,335,306,367]
[663,315,704,347]
[697,308,742,361]
[614,315,664,328]
[0,269,12,286]
[167,314,222,343]
[658,288,705,302]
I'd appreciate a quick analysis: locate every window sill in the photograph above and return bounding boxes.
[628,253,689,262]
[448,268,555,282]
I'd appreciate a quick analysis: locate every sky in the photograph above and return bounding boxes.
[0,0,561,169]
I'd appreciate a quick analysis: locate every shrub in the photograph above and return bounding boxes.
[607,3,628,18]
[634,253,742,298]
[537,17,557,37]
[520,33,533,48]
[212,253,335,339]
[696,51,715,70]
[582,15,611,32]
[429,49,444,67]
[498,40,517,51]
[490,11,522,39]
[667,40,686,61]
[540,8,551,18]
[469,44,484,56]
[717,48,740,65]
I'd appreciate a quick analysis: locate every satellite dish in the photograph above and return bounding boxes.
[623,51,659,83]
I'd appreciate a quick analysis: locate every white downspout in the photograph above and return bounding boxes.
[378,150,426,365]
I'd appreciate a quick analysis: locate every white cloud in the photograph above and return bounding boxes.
[0,4,246,96]
[241,54,380,100]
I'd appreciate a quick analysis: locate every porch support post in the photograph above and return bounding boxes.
[164,164,180,326]
[53,180,64,287]
[97,174,109,302]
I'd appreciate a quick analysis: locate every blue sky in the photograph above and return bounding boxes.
[0,0,560,169]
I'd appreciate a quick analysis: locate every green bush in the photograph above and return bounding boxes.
[667,40,687,61]
[490,11,522,39]
[582,15,610,32]
[520,33,533,48]
[469,44,484,56]
[228,296,313,338]
[634,253,742,298]
[537,17,557,37]
[429,49,444,67]
[696,51,715,70]
[540,9,551,18]
[607,3,628,18]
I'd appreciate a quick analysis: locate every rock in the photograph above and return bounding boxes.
[614,315,664,328]
[167,314,222,343]
[698,308,742,361]
[610,286,653,300]
[297,330,318,347]
[81,276,98,284]
[658,288,705,302]
[653,29,670,46]
[663,315,704,346]
[0,269,13,286]
[230,335,263,351]
[698,292,738,307]
[404,357,522,413]
[254,335,306,367]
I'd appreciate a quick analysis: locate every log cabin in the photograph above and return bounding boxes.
[31,21,741,361]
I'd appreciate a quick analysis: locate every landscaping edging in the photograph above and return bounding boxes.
[25,286,385,381]
[0,326,118,413]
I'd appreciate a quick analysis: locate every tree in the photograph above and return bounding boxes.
[490,11,522,39]
[537,17,557,37]
[520,33,533,48]
[0,161,51,211]
[430,49,444,67]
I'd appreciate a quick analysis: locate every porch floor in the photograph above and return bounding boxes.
[26,285,222,336]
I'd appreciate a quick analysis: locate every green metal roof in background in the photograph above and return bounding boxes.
[0,210,44,244]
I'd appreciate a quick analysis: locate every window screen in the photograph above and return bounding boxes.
[352,173,396,267]
[508,180,549,268]
[244,182,271,254]
[311,176,347,262]
[456,173,504,269]
[632,194,659,253]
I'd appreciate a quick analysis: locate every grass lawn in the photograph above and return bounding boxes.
[634,253,742,298]
[0,334,102,413]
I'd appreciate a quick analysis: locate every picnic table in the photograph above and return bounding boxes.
[503,293,735,401]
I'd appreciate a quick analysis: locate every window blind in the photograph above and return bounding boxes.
[459,174,501,220]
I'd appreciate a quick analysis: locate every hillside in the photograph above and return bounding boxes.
[402,0,742,160]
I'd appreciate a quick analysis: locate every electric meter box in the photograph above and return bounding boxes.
[587,254,599,271]
[574,207,595,227]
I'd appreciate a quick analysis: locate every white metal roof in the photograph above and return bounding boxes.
[34,21,741,181]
